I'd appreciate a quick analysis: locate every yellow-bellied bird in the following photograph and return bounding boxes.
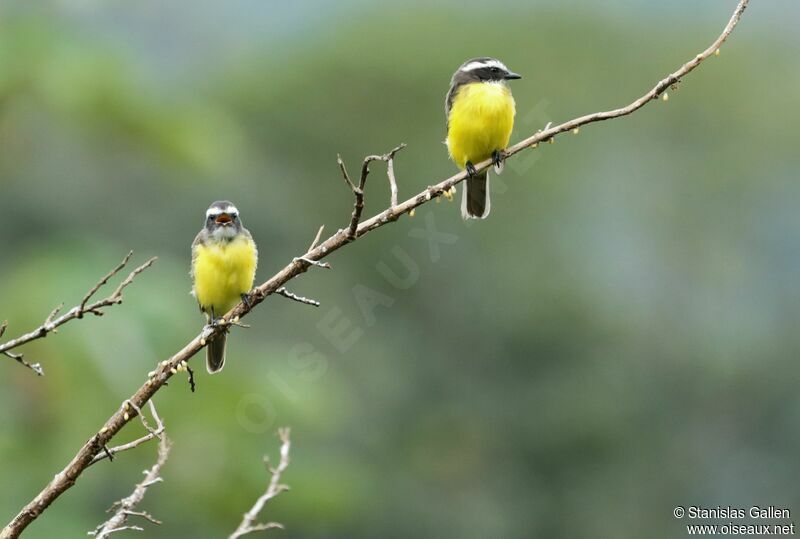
[445,57,521,219]
[191,200,258,373]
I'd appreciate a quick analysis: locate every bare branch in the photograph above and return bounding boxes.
[341,144,407,240]
[79,251,133,315]
[186,364,197,393]
[89,401,164,466]
[0,253,157,375]
[0,3,749,536]
[369,143,406,207]
[292,256,331,270]
[88,434,170,539]
[336,155,356,192]
[308,225,325,251]
[276,287,320,307]
[1,349,43,377]
[386,145,404,207]
[229,428,292,539]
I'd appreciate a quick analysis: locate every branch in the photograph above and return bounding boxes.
[89,401,164,467]
[88,433,170,539]
[0,2,749,536]
[339,144,406,239]
[275,287,320,307]
[0,252,157,376]
[229,428,292,539]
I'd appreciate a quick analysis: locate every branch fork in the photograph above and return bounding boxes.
[229,428,292,539]
[88,433,171,538]
[0,252,156,375]
[338,143,407,240]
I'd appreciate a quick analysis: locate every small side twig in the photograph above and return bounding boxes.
[229,428,292,539]
[339,144,406,239]
[384,143,406,207]
[186,365,196,393]
[0,252,157,375]
[276,287,320,307]
[308,225,325,251]
[89,401,164,466]
[292,256,331,270]
[88,434,170,538]
[78,252,133,316]
[1,349,43,376]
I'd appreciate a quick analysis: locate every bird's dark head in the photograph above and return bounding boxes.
[452,57,522,84]
[204,200,243,239]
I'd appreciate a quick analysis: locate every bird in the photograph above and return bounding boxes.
[191,200,258,373]
[445,57,521,219]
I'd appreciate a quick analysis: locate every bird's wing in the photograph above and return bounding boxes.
[189,229,207,282]
[445,81,460,129]
[241,226,258,273]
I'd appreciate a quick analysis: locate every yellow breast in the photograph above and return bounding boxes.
[192,236,257,315]
[447,81,516,169]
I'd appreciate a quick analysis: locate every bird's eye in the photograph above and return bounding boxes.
[232,214,238,220]
[492,67,501,73]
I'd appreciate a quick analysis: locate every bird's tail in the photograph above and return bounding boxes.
[461,170,491,219]
[206,332,227,373]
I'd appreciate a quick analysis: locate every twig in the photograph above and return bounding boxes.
[88,434,170,539]
[79,252,133,316]
[383,144,406,207]
[292,256,331,270]
[308,225,325,251]
[276,287,320,307]
[1,349,43,377]
[89,401,164,466]
[0,252,157,375]
[229,428,292,539]
[0,3,749,536]
[336,155,356,192]
[186,365,196,393]
[340,144,407,240]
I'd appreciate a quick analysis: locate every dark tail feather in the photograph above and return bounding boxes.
[461,170,491,219]
[206,332,227,373]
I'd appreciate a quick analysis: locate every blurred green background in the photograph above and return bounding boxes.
[1,1,799,537]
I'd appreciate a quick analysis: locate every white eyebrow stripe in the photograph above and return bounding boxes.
[463,59,508,72]
[206,205,239,217]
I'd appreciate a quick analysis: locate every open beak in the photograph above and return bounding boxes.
[505,71,522,80]
[215,213,232,225]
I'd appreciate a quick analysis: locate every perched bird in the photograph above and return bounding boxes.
[445,57,521,219]
[191,201,258,373]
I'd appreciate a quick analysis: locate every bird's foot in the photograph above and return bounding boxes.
[240,291,254,309]
[492,149,508,174]
[205,317,229,330]
[465,161,477,177]
[492,149,506,168]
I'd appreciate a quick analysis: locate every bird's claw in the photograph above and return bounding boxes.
[465,161,477,177]
[205,317,230,331]
[491,149,505,168]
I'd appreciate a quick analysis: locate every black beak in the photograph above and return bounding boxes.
[505,71,522,80]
